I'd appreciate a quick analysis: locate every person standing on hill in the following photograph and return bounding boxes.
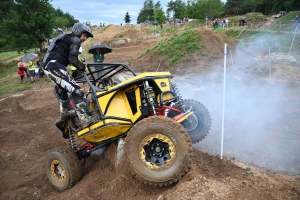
[37,58,44,78]
[41,22,96,129]
[225,18,229,28]
[93,48,104,63]
[17,62,26,84]
[35,65,40,81]
[17,68,25,84]
[93,48,105,78]
[22,62,30,78]
[28,60,36,83]
[213,19,218,29]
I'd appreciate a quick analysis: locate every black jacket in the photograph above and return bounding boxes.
[43,34,84,70]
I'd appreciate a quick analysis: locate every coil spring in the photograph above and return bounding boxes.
[171,82,186,111]
[68,129,77,151]
[144,81,157,115]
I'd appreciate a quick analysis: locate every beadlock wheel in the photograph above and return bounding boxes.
[139,133,176,170]
[46,148,83,191]
[125,116,192,186]
[50,159,67,183]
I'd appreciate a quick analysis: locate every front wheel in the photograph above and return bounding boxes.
[45,147,83,191]
[168,99,212,144]
[124,116,193,186]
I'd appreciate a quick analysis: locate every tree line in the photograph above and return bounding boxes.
[0,0,78,53]
[136,0,300,25]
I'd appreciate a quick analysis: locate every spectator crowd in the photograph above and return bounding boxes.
[17,58,44,84]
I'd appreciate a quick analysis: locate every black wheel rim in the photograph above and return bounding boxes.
[138,134,176,170]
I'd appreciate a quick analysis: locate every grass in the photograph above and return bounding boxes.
[0,78,35,96]
[0,48,37,62]
[0,61,50,96]
[141,12,300,66]
[222,11,300,61]
[152,28,204,65]
[213,27,226,34]
[0,51,22,62]
[147,25,164,33]
[0,61,19,77]
[268,11,299,32]
[194,179,201,183]
[243,168,255,176]
[0,72,40,96]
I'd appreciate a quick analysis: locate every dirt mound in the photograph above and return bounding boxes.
[100,26,238,74]
[198,29,237,57]
[98,24,123,40]
[104,24,121,34]
[272,64,300,83]
[134,28,237,74]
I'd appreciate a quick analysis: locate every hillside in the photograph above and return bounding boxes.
[0,24,300,199]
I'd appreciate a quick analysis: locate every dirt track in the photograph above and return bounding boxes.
[0,25,300,199]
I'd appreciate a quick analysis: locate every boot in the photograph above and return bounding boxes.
[75,102,97,128]
[60,99,75,121]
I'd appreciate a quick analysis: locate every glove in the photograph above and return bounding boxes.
[70,56,86,71]
[76,62,86,71]
[75,60,85,71]
[71,70,79,78]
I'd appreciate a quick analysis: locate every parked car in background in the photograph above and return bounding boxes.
[273,11,287,19]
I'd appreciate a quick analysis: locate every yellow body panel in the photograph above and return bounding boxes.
[109,72,172,89]
[78,124,132,143]
[77,85,143,143]
[96,91,117,112]
[75,72,174,143]
[131,86,142,122]
[154,78,171,92]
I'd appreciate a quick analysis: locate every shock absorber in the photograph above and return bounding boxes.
[144,81,157,115]
[171,80,186,112]
[68,129,77,151]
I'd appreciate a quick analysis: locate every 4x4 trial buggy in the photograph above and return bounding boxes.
[46,62,212,191]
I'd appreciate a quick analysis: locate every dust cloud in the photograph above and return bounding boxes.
[175,38,300,175]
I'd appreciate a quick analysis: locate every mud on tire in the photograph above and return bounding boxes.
[124,116,193,186]
[46,147,83,191]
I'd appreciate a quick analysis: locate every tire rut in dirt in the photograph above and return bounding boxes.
[124,116,193,186]
[45,147,84,191]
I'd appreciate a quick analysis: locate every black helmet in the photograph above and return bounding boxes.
[72,22,93,38]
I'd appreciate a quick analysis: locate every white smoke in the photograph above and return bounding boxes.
[175,34,300,175]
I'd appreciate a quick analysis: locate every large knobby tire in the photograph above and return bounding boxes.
[124,116,193,186]
[168,99,212,144]
[45,147,83,191]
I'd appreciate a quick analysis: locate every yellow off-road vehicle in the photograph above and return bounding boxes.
[46,62,211,191]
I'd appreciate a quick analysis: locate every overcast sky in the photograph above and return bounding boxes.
[51,0,172,26]
[51,0,227,26]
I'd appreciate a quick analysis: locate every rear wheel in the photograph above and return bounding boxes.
[46,147,83,191]
[124,116,192,186]
[168,99,211,144]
